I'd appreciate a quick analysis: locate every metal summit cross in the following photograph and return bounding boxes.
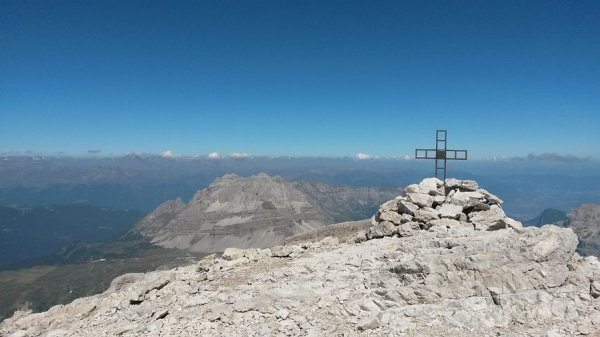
[415,130,468,182]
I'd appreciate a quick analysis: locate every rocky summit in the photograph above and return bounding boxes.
[2,178,600,337]
[132,173,332,253]
[132,173,396,253]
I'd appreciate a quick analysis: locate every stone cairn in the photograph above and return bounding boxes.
[367,177,523,239]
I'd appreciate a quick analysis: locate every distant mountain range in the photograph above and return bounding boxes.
[524,208,568,227]
[0,156,417,213]
[1,156,599,220]
[133,173,399,253]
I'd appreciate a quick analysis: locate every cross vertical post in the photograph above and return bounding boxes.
[435,130,447,182]
[415,130,468,186]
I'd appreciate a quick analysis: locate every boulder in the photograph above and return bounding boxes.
[448,191,486,209]
[397,199,419,216]
[400,213,413,223]
[397,222,421,237]
[419,178,442,195]
[413,207,440,223]
[406,193,434,208]
[222,247,245,261]
[320,236,339,247]
[379,211,403,225]
[445,178,479,191]
[437,203,464,219]
[379,199,399,213]
[368,221,397,239]
[478,188,503,205]
[504,218,524,231]
[106,273,145,293]
[271,245,303,258]
[404,184,421,194]
[433,195,446,206]
[354,230,368,243]
[468,205,506,230]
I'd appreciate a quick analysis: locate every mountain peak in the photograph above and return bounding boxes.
[133,174,396,253]
[3,178,600,336]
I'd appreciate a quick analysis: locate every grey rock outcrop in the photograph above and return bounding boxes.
[2,178,600,336]
[133,173,397,253]
[564,204,600,256]
[133,173,332,252]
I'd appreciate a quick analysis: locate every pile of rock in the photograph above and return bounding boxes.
[366,177,523,240]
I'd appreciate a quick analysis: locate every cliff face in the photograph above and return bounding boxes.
[566,204,600,256]
[132,174,397,253]
[133,173,332,252]
[3,178,600,337]
[294,181,396,222]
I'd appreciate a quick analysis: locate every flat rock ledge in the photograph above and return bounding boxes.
[2,178,600,337]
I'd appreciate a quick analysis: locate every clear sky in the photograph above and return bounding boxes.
[1,0,599,159]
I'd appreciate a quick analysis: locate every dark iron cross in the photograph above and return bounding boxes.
[415,130,468,182]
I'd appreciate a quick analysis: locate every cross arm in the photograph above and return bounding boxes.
[415,149,468,160]
[415,149,438,159]
[445,149,468,160]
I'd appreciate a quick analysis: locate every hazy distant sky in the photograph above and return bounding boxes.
[1,1,599,159]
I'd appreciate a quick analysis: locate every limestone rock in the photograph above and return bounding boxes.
[397,222,421,237]
[504,218,524,231]
[379,199,399,213]
[275,308,290,320]
[413,207,440,223]
[404,184,421,194]
[419,178,443,195]
[468,205,506,230]
[271,245,303,258]
[437,203,464,219]
[379,211,402,225]
[222,247,245,261]
[354,230,368,243]
[397,199,418,216]
[428,218,462,230]
[132,173,397,253]
[406,192,434,208]
[106,273,145,293]
[478,188,503,205]
[447,191,486,209]
[320,236,339,247]
[446,178,479,191]
[368,221,397,239]
[563,204,600,256]
[590,281,600,298]
[433,195,446,206]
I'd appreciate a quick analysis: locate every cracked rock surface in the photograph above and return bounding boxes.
[2,178,600,337]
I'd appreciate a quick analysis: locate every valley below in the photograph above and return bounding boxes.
[0,238,203,321]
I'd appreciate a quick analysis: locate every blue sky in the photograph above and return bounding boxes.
[1,0,599,159]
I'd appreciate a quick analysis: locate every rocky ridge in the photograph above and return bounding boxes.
[133,173,397,253]
[2,178,600,336]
